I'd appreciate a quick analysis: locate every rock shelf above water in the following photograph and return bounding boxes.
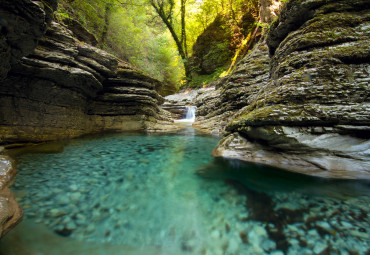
[0,21,176,145]
[192,0,370,179]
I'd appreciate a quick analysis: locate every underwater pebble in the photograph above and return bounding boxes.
[85,225,95,233]
[12,134,370,254]
[69,184,78,191]
[70,192,82,202]
[211,230,221,239]
[270,251,284,255]
[57,195,70,205]
[349,230,369,239]
[341,221,352,228]
[288,238,299,246]
[66,221,77,230]
[262,239,276,251]
[226,238,239,253]
[308,229,319,237]
[313,242,328,254]
[316,221,332,231]
[49,208,67,217]
[76,213,86,221]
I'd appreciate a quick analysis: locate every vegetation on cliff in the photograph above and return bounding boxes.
[55,0,265,91]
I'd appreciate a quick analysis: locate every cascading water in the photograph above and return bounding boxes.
[185,106,196,121]
[175,106,197,123]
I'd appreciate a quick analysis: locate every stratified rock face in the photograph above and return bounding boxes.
[0,22,174,144]
[196,0,370,179]
[0,0,57,81]
[162,89,208,119]
[61,18,98,46]
[0,0,57,239]
[194,41,271,134]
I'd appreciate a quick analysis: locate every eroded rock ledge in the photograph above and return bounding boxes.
[0,0,57,81]
[0,0,58,238]
[0,22,175,145]
[0,2,178,236]
[195,0,370,179]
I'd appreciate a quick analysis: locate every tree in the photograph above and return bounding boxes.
[149,0,191,79]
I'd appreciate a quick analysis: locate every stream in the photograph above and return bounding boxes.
[0,122,369,255]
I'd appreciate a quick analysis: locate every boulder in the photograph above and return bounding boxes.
[0,155,23,238]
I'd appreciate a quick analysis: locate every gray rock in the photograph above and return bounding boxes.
[49,208,67,218]
[194,0,370,179]
[0,0,57,80]
[270,251,284,255]
[313,242,328,254]
[70,192,82,202]
[0,19,177,144]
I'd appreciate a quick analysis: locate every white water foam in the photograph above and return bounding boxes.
[174,106,197,123]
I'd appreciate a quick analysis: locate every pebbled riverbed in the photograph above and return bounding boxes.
[1,127,369,255]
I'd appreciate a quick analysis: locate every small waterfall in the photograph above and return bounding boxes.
[185,106,196,121]
[175,106,197,123]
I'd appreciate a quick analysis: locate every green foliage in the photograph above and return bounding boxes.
[57,0,112,39]
[255,21,270,29]
[186,67,226,88]
[57,0,183,94]
[56,0,262,93]
[201,40,232,72]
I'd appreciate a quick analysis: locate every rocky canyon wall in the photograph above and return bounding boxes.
[0,0,175,237]
[195,0,370,179]
[0,20,174,145]
[0,0,58,238]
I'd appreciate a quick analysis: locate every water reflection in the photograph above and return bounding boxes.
[1,132,369,255]
[197,157,370,198]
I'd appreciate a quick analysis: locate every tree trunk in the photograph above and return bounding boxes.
[150,0,190,80]
[180,0,187,58]
[101,3,112,46]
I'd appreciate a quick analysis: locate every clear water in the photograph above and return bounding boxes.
[1,126,369,255]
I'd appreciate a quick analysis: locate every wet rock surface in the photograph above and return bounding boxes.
[0,154,23,238]
[0,5,176,237]
[0,0,58,239]
[194,0,370,179]
[162,88,214,120]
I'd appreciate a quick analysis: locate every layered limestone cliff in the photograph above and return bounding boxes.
[0,21,175,145]
[0,0,57,81]
[195,0,370,179]
[0,0,58,238]
[0,0,176,237]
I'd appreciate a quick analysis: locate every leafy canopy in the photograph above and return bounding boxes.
[57,0,262,92]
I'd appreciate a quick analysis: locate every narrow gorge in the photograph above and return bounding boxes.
[0,0,369,254]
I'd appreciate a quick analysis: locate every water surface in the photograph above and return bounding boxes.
[1,126,369,255]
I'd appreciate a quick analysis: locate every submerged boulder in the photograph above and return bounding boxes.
[0,154,23,238]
